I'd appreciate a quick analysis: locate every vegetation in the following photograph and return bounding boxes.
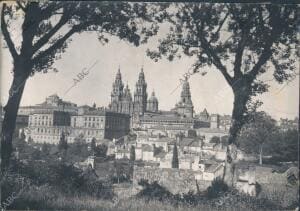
[1,1,164,169]
[172,143,179,168]
[238,111,298,164]
[135,179,285,210]
[148,3,298,185]
[210,136,221,144]
[238,111,277,165]
[130,145,136,161]
[206,178,228,199]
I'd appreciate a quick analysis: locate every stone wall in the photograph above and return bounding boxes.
[133,166,211,194]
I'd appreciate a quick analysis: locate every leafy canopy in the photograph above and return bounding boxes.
[148,3,298,91]
[2,1,166,76]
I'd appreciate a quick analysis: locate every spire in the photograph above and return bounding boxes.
[138,66,145,81]
[116,66,122,80]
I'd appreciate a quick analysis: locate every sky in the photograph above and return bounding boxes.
[1,14,299,121]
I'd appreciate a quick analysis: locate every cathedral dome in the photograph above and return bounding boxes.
[148,91,158,103]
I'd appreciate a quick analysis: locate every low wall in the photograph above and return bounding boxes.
[133,166,212,194]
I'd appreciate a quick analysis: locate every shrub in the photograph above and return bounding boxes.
[206,178,228,199]
[137,179,173,201]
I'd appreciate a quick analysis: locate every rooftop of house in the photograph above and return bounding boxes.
[141,112,194,122]
[204,163,223,173]
[197,128,229,133]
[142,144,153,152]
[154,151,167,159]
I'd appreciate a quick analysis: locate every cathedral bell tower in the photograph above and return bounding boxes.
[110,67,124,112]
[134,67,148,115]
[173,76,194,118]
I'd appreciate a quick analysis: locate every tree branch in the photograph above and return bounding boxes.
[16,0,26,12]
[1,4,19,61]
[192,9,233,86]
[32,11,70,54]
[32,25,80,64]
[201,38,233,85]
[208,11,229,45]
[247,7,281,81]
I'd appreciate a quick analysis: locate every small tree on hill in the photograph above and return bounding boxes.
[238,111,278,165]
[91,137,97,153]
[58,132,68,152]
[130,145,136,161]
[210,136,221,144]
[41,142,51,156]
[172,143,179,168]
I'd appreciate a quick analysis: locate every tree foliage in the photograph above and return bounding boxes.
[238,111,277,154]
[210,136,221,144]
[172,143,179,168]
[148,3,298,144]
[130,145,136,161]
[238,111,277,164]
[1,1,165,169]
[58,132,68,152]
[147,3,298,184]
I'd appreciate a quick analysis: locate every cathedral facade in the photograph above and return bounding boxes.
[108,67,194,128]
[109,67,159,117]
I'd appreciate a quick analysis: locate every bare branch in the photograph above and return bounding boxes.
[1,4,19,61]
[208,11,229,45]
[201,37,233,85]
[16,0,26,12]
[32,10,70,53]
[247,7,281,81]
[32,25,80,64]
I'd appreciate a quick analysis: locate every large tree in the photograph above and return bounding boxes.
[148,3,298,185]
[238,111,277,165]
[1,1,163,169]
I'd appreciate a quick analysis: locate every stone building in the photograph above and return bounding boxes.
[27,110,71,144]
[109,67,149,116]
[26,108,130,144]
[147,91,159,113]
[68,110,130,142]
[18,94,78,115]
[172,77,194,118]
[133,68,148,115]
[197,108,210,122]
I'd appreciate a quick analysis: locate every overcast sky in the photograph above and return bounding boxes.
[1,19,299,120]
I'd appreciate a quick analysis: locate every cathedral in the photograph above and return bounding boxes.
[108,67,194,123]
[109,67,159,116]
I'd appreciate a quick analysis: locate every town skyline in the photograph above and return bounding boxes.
[1,25,299,121]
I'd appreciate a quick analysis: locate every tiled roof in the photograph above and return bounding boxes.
[142,144,153,152]
[205,163,223,173]
[197,128,229,133]
[154,151,167,158]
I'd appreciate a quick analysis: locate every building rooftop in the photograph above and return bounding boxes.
[142,144,153,152]
[197,128,229,133]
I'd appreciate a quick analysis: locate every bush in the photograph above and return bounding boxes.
[137,179,173,201]
[206,178,228,199]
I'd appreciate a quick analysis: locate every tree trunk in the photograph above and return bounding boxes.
[259,145,263,165]
[1,70,28,170]
[223,81,251,187]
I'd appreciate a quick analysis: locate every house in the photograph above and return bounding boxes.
[115,148,130,159]
[141,144,154,161]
